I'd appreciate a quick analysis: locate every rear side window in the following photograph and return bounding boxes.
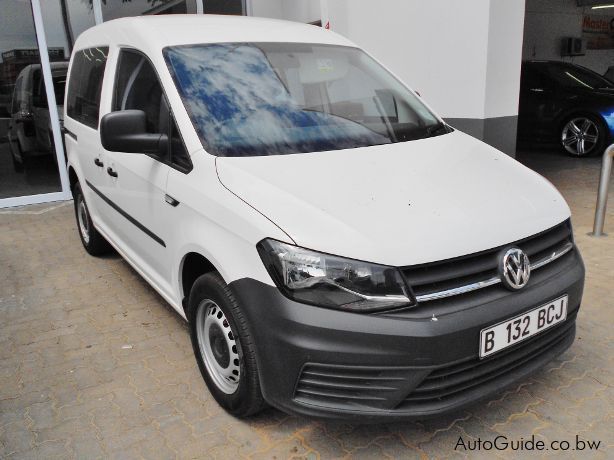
[67,47,108,129]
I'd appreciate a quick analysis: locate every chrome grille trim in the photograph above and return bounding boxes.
[415,241,573,303]
[530,241,573,270]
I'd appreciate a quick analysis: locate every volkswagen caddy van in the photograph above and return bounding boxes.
[64,15,585,421]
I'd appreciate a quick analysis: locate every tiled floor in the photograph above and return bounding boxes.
[0,148,612,459]
[0,141,62,199]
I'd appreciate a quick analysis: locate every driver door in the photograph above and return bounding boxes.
[102,49,174,294]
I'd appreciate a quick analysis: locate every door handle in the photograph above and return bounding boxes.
[107,167,118,178]
[165,194,180,207]
[94,158,104,167]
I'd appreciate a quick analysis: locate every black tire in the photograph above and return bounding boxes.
[73,182,112,256]
[559,113,607,157]
[188,272,265,418]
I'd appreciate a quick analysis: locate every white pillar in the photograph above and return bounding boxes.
[30,0,71,197]
[92,0,103,24]
[328,0,526,154]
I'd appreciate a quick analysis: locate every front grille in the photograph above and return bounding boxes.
[402,220,573,302]
[400,313,576,410]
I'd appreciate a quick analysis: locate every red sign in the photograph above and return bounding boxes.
[582,14,614,50]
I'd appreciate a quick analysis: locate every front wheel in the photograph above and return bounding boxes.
[560,115,607,157]
[188,272,265,417]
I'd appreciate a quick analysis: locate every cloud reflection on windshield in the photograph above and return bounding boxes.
[164,43,389,157]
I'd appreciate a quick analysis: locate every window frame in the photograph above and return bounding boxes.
[112,47,192,174]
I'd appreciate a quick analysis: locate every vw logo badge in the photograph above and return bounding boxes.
[500,248,531,290]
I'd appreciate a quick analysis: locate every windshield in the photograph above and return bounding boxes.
[548,63,614,90]
[164,43,447,157]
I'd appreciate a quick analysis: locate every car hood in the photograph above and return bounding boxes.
[215,131,570,266]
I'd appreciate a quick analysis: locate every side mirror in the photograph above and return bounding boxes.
[100,110,167,155]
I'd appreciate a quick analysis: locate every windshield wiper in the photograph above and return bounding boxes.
[425,122,450,137]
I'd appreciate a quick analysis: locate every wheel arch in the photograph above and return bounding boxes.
[67,165,79,193]
[180,252,219,314]
[556,109,607,132]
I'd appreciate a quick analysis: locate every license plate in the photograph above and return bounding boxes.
[479,295,568,359]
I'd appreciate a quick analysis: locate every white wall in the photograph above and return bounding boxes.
[326,0,496,119]
[249,0,525,121]
[485,0,526,119]
[523,0,614,74]
[251,0,320,22]
[250,0,284,19]
[281,0,321,23]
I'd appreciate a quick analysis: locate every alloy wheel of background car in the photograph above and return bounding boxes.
[195,299,241,394]
[561,116,601,157]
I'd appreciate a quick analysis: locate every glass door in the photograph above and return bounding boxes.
[0,0,70,207]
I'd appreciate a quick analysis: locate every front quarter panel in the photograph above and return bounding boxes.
[165,150,292,307]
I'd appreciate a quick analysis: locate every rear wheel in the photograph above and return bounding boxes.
[73,182,112,256]
[560,114,606,157]
[9,138,24,173]
[188,272,265,417]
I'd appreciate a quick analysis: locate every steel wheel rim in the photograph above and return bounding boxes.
[77,198,90,244]
[196,299,240,394]
[562,118,599,156]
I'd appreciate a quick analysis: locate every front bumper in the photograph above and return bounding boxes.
[229,249,584,421]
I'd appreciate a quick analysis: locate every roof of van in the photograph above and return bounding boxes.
[73,15,354,54]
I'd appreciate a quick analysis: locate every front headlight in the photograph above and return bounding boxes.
[257,239,413,312]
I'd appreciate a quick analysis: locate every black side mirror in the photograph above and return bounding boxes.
[100,110,167,155]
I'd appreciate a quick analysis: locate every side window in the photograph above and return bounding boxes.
[114,49,192,172]
[113,51,163,133]
[521,66,553,92]
[66,47,109,128]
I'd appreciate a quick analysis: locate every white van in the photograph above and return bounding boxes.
[65,15,585,421]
